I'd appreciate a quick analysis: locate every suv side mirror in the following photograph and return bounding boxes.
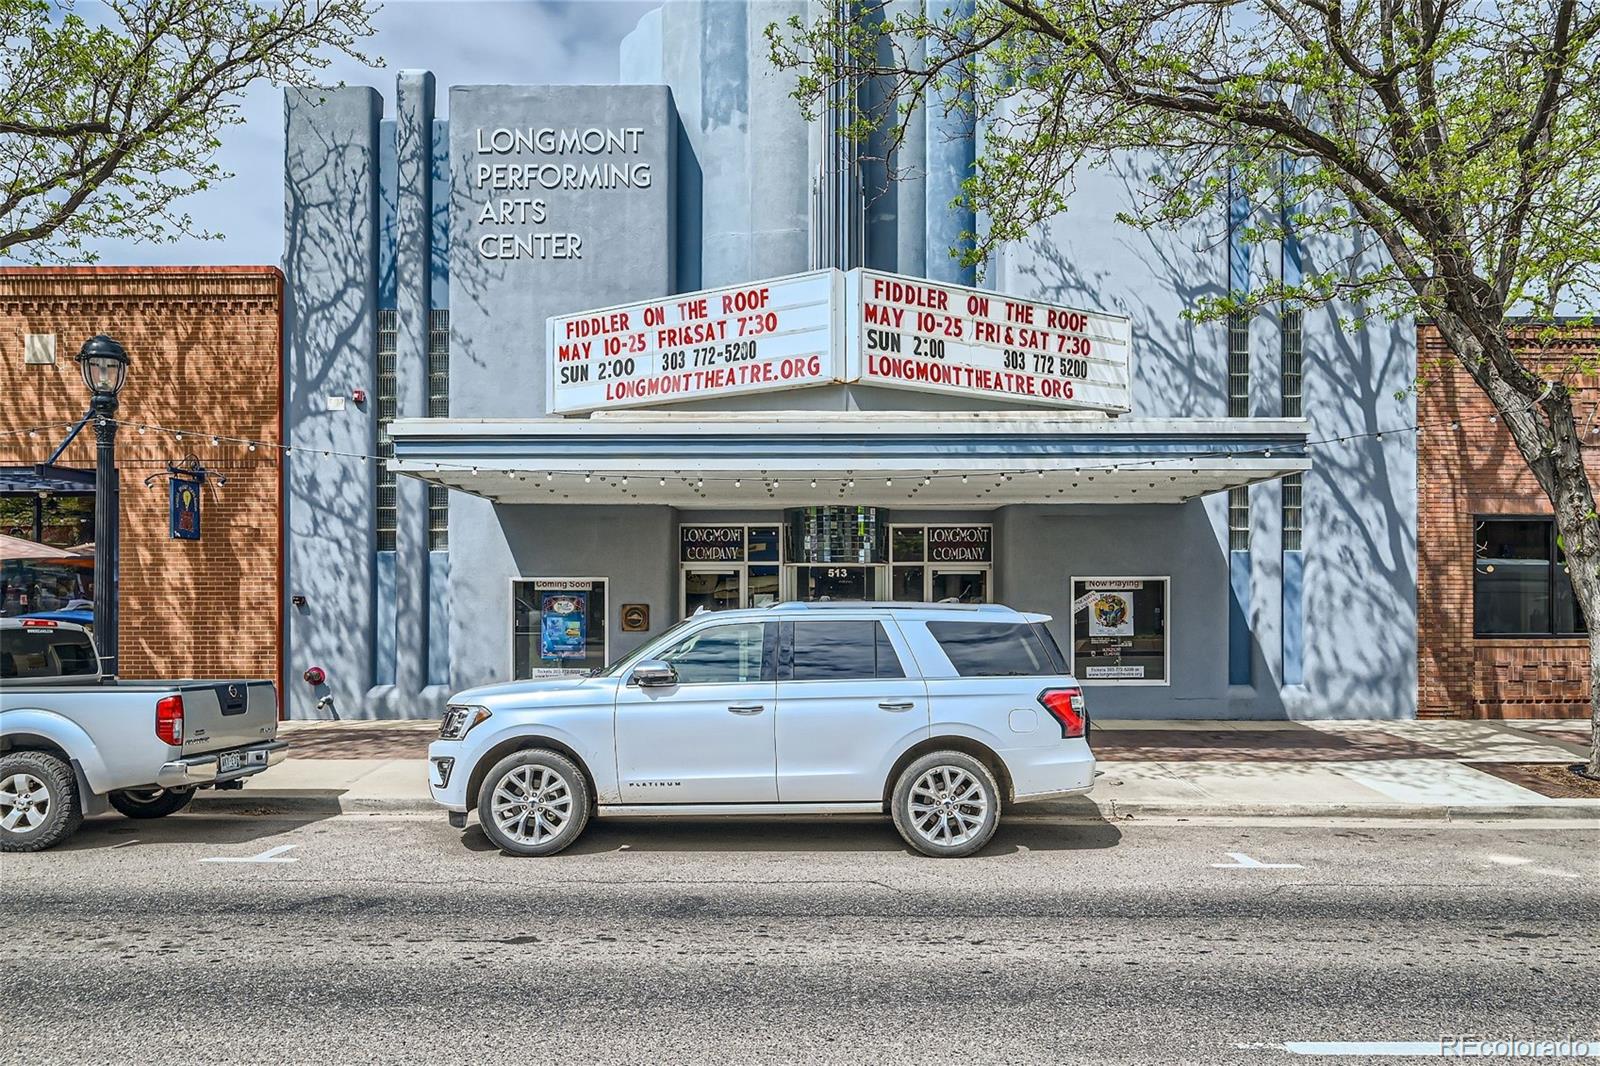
[630,660,678,688]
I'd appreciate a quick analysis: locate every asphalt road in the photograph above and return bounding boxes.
[2,809,1596,1065]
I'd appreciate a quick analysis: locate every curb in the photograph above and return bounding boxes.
[190,792,1600,822]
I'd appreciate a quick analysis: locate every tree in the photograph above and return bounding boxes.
[1,0,377,262]
[771,0,1600,775]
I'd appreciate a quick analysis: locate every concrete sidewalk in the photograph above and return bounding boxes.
[194,717,1600,820]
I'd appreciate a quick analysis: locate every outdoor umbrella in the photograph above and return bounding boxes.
[0,534,84,561]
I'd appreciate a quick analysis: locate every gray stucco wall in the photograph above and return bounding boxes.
[282,85,382,721]
[621,0,810,287]
[992,157,1417,717]
[444,84,679,692]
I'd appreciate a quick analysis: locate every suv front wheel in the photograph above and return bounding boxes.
[891,750,1002,858]
[476,749,591,857]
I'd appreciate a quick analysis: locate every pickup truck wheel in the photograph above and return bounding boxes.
[891,751,1002,858]
[0,751,83,853]
[477,750,591,857]
[108,787,196,819]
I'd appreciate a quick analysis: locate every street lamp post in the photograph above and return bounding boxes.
[76,335,130,678]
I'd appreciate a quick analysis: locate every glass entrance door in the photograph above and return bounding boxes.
[682,568,743,614]
[929,568,990,603]
[794,565,868,601]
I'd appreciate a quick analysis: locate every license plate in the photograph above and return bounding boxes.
[217,752,244,774]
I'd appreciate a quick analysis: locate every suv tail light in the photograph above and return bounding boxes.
[156,695,185,745]
[1038,687,1087,738]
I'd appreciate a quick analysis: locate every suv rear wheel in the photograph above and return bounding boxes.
[0,750,83,852]
[477,749,591,857]
[891,750,1001,858]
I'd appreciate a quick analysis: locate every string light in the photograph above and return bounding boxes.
[0,400,1546,493]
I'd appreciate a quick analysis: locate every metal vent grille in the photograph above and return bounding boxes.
[427,309,450,551]
[1227,312,1250,418]
[1228,486,1250,551]
[1281,309,1303,418]
[376,310,398,552]
[1282,473,1303,551]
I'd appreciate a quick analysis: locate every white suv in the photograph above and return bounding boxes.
[428,602,1094,858]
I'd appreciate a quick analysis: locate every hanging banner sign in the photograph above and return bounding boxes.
[846,270,1132,413]
[547,270,839,413]
[546,269,1132,415]
[169,477,201,540]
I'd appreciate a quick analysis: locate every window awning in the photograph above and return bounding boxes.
[0,464,96,496]
[387,411,1309,507]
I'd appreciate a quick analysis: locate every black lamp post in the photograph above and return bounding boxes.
[76,334,130,677]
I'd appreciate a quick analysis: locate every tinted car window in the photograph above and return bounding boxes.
[0,628,97,679]
[875,623,906,679]
[789,621,904,680]
[926,621,1057,677]
[658,622,767,684]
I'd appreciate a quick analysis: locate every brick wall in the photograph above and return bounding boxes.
[0,267,283,693]
[1417,323,1599,719]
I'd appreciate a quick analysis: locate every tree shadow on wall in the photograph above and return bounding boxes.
[1007,156,1416,718]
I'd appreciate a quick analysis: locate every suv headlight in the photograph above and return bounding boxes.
[439,704,491,740]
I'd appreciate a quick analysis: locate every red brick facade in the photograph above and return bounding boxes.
[0,267,283,692]
[1417,323,1599,719]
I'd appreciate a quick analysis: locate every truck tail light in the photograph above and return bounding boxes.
[156,695,185,745]
[1037,687,1087,738]
[20,618,58,627]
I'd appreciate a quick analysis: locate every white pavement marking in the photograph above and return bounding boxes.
[199,844,299,864]
[111,839,141,849]
[1210,852,1304,869]
[1239,1040,1600,1057]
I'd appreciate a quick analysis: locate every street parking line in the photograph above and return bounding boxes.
[199,844,299,864]
[1211,852,1303,869]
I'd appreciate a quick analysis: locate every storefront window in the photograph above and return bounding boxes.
[1474,518,1586,636]
[512,579,607,676]
[684,569,741,614]
[1,558,94,617]
[892,566,925,602]
[1070,577,1169,684]
[889,524,992,603]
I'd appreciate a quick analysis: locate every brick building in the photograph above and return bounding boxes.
[1417,322,1599,719]
[0,267,283,691]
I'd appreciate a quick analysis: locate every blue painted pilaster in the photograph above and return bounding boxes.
[390,70,434,700]
[1229,548,1252,685]
[924,0,975,284]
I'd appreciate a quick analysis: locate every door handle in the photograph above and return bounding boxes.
[727,704,766,715]
[878,700,915,711]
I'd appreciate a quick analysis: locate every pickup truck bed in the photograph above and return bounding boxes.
[1,618,285,851]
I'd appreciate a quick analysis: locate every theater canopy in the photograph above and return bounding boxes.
[389,411,1309,507]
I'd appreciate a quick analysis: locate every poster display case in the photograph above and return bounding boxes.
[1069,577,1169,684]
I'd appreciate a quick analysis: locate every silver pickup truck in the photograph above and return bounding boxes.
[1,617,286,851]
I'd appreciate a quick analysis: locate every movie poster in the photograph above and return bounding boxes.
[540,592,588,659]
[1088,590,1134,637]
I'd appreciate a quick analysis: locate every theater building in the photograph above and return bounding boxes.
[279,0,1417,721]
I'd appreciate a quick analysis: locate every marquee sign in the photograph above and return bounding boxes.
[846,271,1131,413]
[546,269,1131,415]
[547,270,839,414]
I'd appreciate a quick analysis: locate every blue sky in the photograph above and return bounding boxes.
[80,0,658,266]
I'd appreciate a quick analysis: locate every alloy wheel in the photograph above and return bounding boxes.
[0,773,52,833]
[907,765,989,847]
[490,765,574,846]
